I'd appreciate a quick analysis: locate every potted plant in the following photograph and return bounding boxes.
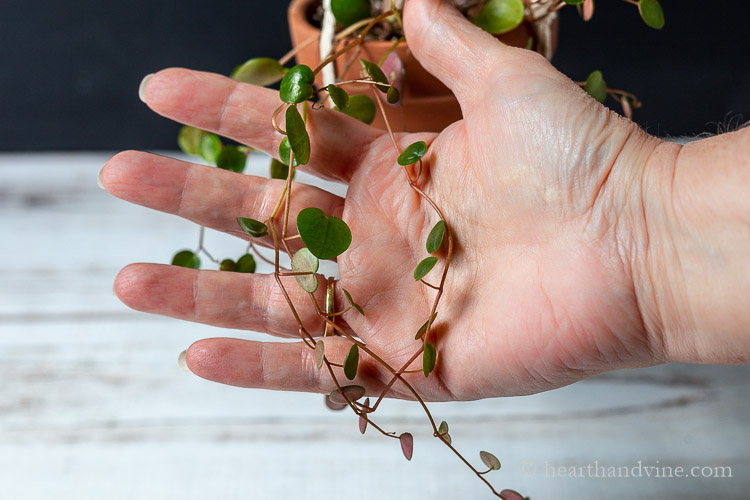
[154,0,667,498]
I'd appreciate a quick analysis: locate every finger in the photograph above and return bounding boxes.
[140,68,381,183]
[115,263,345,338]
[186,337,392,396]
[101,150,344,253]
[403,0,547,108]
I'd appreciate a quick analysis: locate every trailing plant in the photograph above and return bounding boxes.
[167,0,666,497]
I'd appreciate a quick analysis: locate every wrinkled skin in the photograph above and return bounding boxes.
[102,0,750,402]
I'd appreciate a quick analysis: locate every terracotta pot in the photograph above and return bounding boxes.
[288,0,554,132]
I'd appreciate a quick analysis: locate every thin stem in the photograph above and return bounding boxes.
[279,33,320,66]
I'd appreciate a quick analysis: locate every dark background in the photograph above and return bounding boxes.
[1,0,748,150]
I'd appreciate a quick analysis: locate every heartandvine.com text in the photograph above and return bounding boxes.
[522,460,733,479]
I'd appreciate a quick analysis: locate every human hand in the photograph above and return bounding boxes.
[101,0,747,402]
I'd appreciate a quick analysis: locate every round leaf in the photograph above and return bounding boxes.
[279,64,315,104]
[325,397,348,411]
[327,84,350,110]
[231,57,287,87]
[235,254,256,273]
[414,256,438,281]
[172,250,200,269]
[386,85,400,104]
[178,126,209,156]
[438,421,449,435]
[278,137,300,168]
[314,340,325,370]
[331,0,372,27]
[285,105,310,165]
[216,145,247,173]
[584,70,607,104]
[423,341,437,377]
[329,384,366,405]
[480,451,502,471]
[343,289,365,316]
[638,0,664,29]
[426,220,445,253]
[415,312,437,340]
[270,158,291,180]
[360,59,389,93]
[359,412,368,434]
[199,133,222,164]
[237,217,268,238]
[400,433,414,461]
[297,207,352,260]
[335,94,375,124]
[219,258,236,271]
[291,247,320,293]
[473,0,524,35]
[343,344,359,380]
[398,141,428,166]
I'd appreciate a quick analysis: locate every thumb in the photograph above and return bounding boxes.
[403,0,530,106]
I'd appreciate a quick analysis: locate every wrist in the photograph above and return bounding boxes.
[628,129,750,365]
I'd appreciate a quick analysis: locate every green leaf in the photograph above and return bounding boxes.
[415,312,437,340]
[199,133,222,164]
[172,250,200,269]
[231,57,287,86]
[331,0,371,27]
[285,105,310,165]
[237,217,268,238]
[291,247,320,293]
[327,84,350,110]
[343,344,359,380]
[386,85,400,104]
[219,259,235,271]
[297,207,352,260]
[638,0,664,29]
[328,384,366,405]
[270,159,290,180]
[473,0,524,35]
[178,126,209,156]
[360,59,389,93]
[397,141,428,166]
[437,421,451,444]
[314,340,325,370]
[563,0,584,4]
[216,145,247,173]
[279,64,315,104]
[414,257,438,281]
[343,289,365,316]
[235,254,257,273]
[426,220,445,253]
[335,94,376,124]
[278,137,300,168]
[480,451,502,471]
[423,341,436,377]
[400,433,414,461]
[584,70,607,104]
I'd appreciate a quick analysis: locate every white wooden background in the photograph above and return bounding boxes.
[1,152,748,499]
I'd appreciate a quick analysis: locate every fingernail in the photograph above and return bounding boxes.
[138,73,154,103]
[97,164,105,189]
[112,281,117,296]
[178,350,191,372]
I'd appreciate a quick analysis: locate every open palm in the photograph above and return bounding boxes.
[104,0,670,402]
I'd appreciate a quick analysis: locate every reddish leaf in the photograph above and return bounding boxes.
[324,396,347,411]
[399,432,414,461]
[314,340,325,370]
[500,489,527,500]
[621,96,633,120]
[328,385,366,405]
[582,0,594,21]
[480,450,501,470]
[359,398,370,434]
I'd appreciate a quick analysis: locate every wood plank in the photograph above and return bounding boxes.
[0,153,748,499]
